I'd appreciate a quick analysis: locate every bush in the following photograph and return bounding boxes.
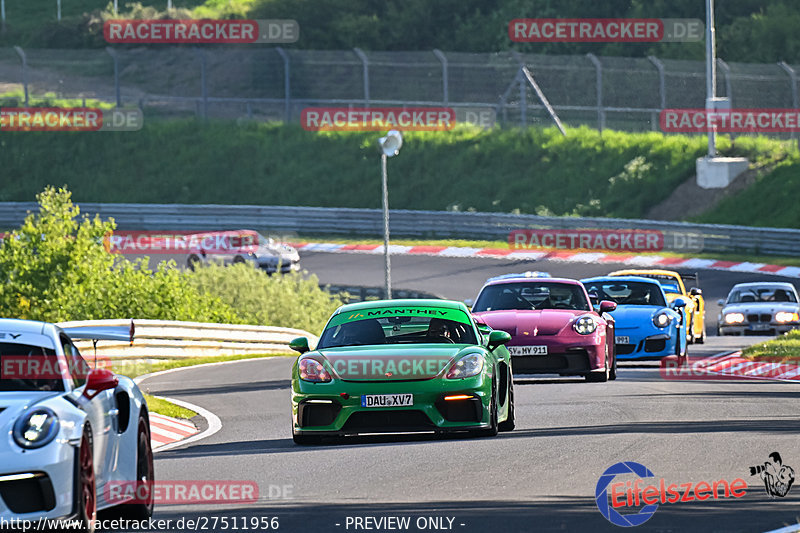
[186,263,344,334]
[0,187,328,327]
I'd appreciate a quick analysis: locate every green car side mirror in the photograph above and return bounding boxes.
[289,337,310,354]
[487,330,512,351]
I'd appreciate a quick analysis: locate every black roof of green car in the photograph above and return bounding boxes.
[332,299,468,315]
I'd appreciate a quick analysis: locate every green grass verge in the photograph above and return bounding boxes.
[0,90,116,109]
[132,353,293,418]
[695,161,800,229]
[293,234,800,268]
[1,121,796,224]
[742,331,800,362]
[127,352,291,379]
[143,393,197,419]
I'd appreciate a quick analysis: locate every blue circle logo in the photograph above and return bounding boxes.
[595,462,659,527]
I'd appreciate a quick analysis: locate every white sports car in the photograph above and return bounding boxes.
[0,319,153,531]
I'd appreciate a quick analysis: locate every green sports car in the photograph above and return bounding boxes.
[290,299,515,444]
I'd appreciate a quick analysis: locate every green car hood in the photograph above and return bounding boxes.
[312,344,481,381]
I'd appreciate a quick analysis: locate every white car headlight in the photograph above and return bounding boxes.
[724,312,745,324]
[653,312,672,328]
[573,316,597,335]
[775,311,799,323]
[445,354,484,379]
[13,408,60,449]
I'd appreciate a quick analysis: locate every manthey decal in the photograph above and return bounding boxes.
[328,307,471,327]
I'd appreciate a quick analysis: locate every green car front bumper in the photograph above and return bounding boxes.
[292,375,495,436]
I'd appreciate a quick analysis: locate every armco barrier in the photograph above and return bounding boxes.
[56,319,317,358]
[326,285,443,302]
[3,202,800,256]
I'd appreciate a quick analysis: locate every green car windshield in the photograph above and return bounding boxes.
[318,307,477,348]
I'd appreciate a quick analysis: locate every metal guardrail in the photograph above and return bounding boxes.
[57,319,317,358]
[325,285,443,302]
[3,202,800,257]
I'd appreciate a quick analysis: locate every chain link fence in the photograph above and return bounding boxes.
[0,46,798,134]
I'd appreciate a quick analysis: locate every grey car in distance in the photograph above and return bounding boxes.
[186,230,300,274]
[717,282,800,336]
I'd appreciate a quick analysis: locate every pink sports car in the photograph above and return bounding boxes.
[471,273,618,382]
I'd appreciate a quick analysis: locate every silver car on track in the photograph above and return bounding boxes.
[186,230,300,274]
[718,282,800,336]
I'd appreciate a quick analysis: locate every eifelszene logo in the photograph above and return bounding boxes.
[595,461,747,527]
[749,452,795,498]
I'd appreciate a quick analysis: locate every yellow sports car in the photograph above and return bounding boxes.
[607,269,705,343]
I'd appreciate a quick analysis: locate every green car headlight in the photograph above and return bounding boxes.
[13,407,60,449]
[298,358,332,383]
[445,354,484,379]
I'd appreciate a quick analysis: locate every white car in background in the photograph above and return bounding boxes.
[186,230,300,274]
[718,282,800,336]
[0,319,153,530]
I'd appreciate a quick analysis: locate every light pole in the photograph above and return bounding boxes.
[705,0,717,157]
[377,130,403,300]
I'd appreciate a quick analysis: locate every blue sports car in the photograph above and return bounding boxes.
[581,276,688,363]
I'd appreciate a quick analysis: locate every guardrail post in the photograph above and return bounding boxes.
[586,53,605,131]
[106,47,121,107]
[517,69,527,128]
[432,49,449,106]
[193,48,208,120]
[647,55,666,132]
[717,58,732,101]
[57,0,61,21]
[498,66,521,129]
[353,48,370,107]
[276,47,291,122]
[13,46,28,106]
[512,50,566,135]
[779,61,798,140]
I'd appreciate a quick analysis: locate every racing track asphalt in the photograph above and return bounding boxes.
[134,254,800,533]
[299,251,800,335]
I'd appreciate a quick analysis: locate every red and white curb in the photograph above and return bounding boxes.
[136,368,225,453]
[150,413,199,450]
[293,242,800,278]
[686,352,800,382]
